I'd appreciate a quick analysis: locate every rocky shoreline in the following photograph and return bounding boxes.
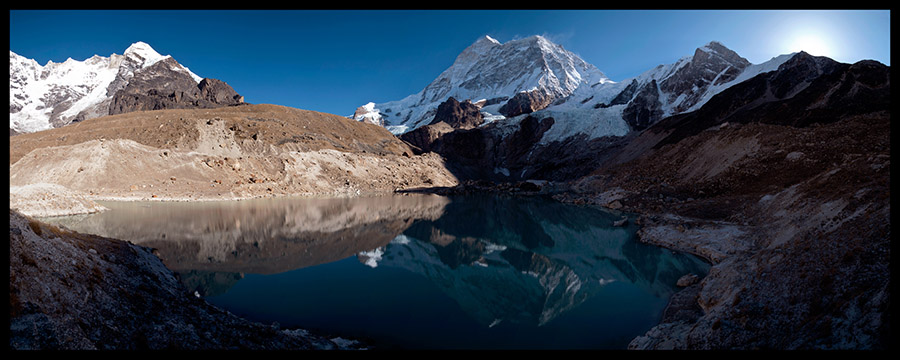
[554,162,890,350]
[9,208,366,350]
[9,167,890,350]
[9,97,890,350]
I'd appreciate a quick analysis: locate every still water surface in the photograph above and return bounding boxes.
[45,193,709,350]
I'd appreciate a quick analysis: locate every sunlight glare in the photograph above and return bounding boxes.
[788,33,832,57]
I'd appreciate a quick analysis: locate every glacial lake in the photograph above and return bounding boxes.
[43,193,709,350]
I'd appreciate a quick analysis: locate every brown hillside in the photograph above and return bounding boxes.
[10,103,412,165]
[9,104,457,212]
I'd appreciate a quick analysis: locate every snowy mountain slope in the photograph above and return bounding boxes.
[530,41,794,144]
[352,35,615,135]
[352,37,795,145]
[9,42,202,134]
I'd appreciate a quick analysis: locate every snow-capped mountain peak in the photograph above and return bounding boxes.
[121,42,167,73]
[9,42,204,134]
[353,37,800,147]
[353,34,610,134]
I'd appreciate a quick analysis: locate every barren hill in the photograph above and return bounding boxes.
[9,104,458,215]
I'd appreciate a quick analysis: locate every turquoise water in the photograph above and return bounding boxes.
[45,193,709,350]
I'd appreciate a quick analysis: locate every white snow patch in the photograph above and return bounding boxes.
[483,242,507,254]
[358,248,384,268]
[391,234,411,245]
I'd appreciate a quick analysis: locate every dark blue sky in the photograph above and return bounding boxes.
[10,10,891,117]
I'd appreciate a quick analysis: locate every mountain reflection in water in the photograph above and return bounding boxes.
[44,193,709,349]
[46,194,449,295]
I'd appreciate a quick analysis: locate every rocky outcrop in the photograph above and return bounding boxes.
[199,78,244,105]
[429,97,484,129]
[399,121,454,153]
[622,79,664,131]
[400,97,485,153]
[10,42,245,134]
[499,89,554,117]
[406,113,559,181]
[9,209,360,350]
[647,53,889,150]
[110,58,243,115]
[658,41,751,113]
[560,57,891,350]
[606,41,754,132]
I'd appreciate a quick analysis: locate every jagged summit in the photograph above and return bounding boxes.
[353,34,610,134]
[124,41,156,53]
[354,36,805,146]
[9,42,225,134]
[121,42,169,68]
[476,35,501,45]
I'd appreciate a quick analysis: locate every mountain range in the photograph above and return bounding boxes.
[355,34,890,350]
[8,35,891,350]
[353,35,791,141]
[348,35,825,182]
[9,42,243,135]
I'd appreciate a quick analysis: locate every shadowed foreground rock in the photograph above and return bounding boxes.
[560,56,891,350]
[8,209,362,350]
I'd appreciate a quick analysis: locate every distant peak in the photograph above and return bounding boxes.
[514,34,548,44]
[122,41,172,69]
[699,41,731,53]
[459,35,501,58]
[124,41,157,54]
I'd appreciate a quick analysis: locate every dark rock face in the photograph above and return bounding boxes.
[649,53,889,150]
[8,209,354,350]
[499,89,553,117]
[109,58,243,116]
[659,42,751,113]
[494,115,555,170]
[598,79,639,108]
[407,113,559,181]
[402,97,487,154]
[198,78,244,105]
[399,121,454,154]
[428,97,484,129]
[565,57,891,350]
[403,94,622,183]
[622,79,664,131]
[611,42,750,130]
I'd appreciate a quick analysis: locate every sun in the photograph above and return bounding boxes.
[787,33,833,57]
